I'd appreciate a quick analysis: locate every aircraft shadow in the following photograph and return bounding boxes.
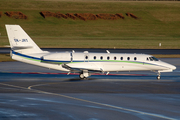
[64,77,97,82]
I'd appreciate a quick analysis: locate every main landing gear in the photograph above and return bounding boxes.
[79,70,91,79]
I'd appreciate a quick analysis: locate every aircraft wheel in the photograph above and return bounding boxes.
[79,74,85,79]
[157,76,161,80]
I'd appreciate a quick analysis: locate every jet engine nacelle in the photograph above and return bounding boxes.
[42,52,71,63]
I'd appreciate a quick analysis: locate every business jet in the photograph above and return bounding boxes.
[5,25,176,79]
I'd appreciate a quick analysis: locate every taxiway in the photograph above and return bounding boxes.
[0,58,180,120]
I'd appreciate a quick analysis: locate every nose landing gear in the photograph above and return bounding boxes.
[157,72,161,80]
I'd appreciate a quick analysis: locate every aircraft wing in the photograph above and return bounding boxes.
[62,64,103,73]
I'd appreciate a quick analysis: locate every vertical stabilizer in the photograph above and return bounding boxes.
[5,25,42,53]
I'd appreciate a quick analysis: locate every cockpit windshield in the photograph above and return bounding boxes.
[149,57,159,61]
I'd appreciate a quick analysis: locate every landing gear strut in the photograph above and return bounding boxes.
[157,72,161,80]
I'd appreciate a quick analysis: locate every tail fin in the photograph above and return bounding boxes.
[5,25,42,53]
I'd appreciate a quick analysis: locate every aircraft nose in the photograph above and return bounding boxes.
[171,65,176,70]
[167,63,176,70]
[161,61,176,70]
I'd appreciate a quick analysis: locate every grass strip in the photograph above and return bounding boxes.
[0,1,180,49]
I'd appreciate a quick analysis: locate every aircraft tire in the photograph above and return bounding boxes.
[157,76,161,80]
[79,74,85,79]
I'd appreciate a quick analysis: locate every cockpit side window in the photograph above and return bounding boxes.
[149,57,159,61]
[152,57,159,61]
[149,57,153,61]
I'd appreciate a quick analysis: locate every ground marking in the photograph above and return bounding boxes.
[0,83,176,120]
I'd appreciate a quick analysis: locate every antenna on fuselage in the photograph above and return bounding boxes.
[106,50,110,53]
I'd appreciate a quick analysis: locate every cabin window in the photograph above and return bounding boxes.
[147,57,149,61]
[100,56,103,60]
[127,57,130,60]
[107,56,110,60]
[94,56,96,60]
[114,57,116,60]
[134,57,137,61]
[121,57,123,60]
[85,56,88,59]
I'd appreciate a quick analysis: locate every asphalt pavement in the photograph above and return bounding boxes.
[0,58,180,120]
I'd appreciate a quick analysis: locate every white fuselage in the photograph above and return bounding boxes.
[11,50,176,74]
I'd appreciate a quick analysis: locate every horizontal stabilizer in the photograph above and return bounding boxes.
[12,46,33,50]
